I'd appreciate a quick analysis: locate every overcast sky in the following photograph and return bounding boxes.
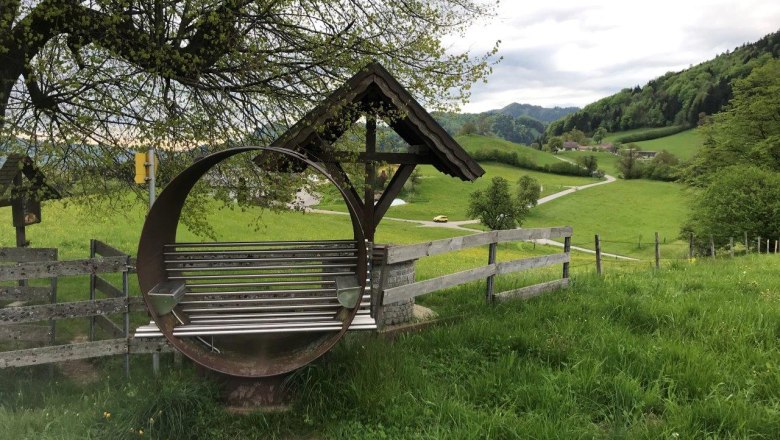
[447,0,780,113]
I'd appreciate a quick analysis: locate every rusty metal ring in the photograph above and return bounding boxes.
[137,146,367,378]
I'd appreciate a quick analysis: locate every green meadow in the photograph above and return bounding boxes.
[558,150,621,176]
[523,179,691,260]
[633,129,703,160]
[3,255,780,439]
[0,130,737,439]
[455,134,562,167]
[318,162,599,222]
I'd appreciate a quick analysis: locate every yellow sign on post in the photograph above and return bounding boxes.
[134,151,159,184]
[134,153,147,184]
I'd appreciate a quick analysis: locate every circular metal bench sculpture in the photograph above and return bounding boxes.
[135,63,485,391]
[137,146,373,377]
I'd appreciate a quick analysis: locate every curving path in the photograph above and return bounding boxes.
[307,166,636,259]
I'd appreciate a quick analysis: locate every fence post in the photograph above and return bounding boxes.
[758,236,761,254]
[654,232,660,269]
[709,236,716,257]
[49,248,58,347]
[595,234,602,276]
[563,236,571,280]
[689,233,695,259]
[123,254,130,378]
[767,239,770,255]
[486,242,497,304]
[89,239,96,342]
[730,237,734,258]
[745,232,749,253]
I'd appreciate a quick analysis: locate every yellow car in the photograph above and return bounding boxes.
[433,215,449,223]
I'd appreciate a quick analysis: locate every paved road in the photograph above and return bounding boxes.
[307,167,634,258]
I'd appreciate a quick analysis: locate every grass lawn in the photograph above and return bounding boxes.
[523,179,691,260]
[3,255,780,439]
[455,134,561,167]
[603,126,687,144]
[633,129,703,160]
[558,150,621,176]
[320,163,599,222]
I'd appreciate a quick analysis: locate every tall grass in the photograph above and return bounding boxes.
[3,256,780,438]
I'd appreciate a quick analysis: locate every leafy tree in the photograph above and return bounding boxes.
[576,155,599,174]
[545,136,563,152]
[562,128,586,144]
[516,175,541,210]
[491,114,516,142]
[459,121,477,135]
[617,145,644,179]
[592,127,607,144]
[475,114,492,136]
[684,165,780,246]
[0,0,497,200]
[468,176,525,230]
[644,150,679,181]
[685,58,780,184]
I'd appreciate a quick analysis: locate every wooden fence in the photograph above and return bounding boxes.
[381,227,572,305]
[0,241,172,371]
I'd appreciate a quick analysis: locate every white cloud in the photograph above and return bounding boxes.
[446,0,780,112]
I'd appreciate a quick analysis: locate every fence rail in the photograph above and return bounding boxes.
[382,227,572,306]
[0,242,164,372]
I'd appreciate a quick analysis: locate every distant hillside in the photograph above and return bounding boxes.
[434,102,578,145]
[488,103,579,124]
[547,29,780,136]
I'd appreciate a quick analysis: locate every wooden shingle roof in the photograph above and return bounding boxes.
[258,62,484,181]
[0,154,60,205]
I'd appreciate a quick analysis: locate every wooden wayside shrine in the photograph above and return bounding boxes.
[0,154,60,248]
[252,61,485,242]
[134,62,485,391]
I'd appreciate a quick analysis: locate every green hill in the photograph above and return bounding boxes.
[548,30,780,136]
[488,102,579,123]
[633,129,703,160]
[455,134,561,167]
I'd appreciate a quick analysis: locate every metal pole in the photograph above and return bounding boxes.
[486,242,497,303]
[147,148,156,207]
[147,147,159,376]
[595,234,602,276]
[654,232,660,269]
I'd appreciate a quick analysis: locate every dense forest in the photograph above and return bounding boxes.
[547,30,780,136]
[434,103,578,145]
